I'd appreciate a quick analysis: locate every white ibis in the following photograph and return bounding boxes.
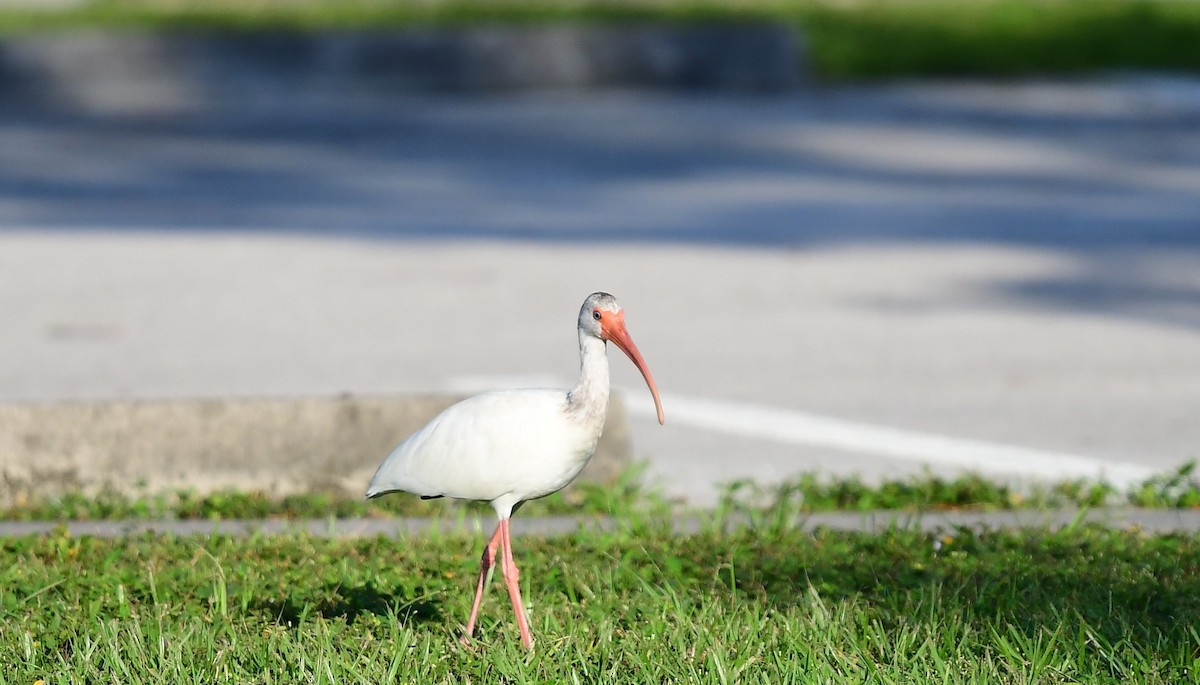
[366,292,665,649]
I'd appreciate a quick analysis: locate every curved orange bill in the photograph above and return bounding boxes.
[606,318,665,425]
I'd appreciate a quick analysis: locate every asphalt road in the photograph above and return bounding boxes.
[2,79,1199,503]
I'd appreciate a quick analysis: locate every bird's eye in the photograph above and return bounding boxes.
[592,310,602,321]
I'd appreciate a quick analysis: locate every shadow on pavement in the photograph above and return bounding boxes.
[1,85,1198,332]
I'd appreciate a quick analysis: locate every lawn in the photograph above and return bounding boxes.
[4,520,1199,682]
[0,0,1198,79]
[5,467,1199,681]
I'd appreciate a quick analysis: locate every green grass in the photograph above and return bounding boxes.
[798,0,1200,78]
[4,521,1200,682]
[5,466,1199,680]
[0,466,660,522]
[6,463,1198,522]
[1,0,1199,78]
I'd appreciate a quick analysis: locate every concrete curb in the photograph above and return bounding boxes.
[4,508,1198,539]
[0,394,632,506]
[0,25,802,114]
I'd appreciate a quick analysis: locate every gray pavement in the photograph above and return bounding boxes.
[2,78,1200,504]
[5,508,1200,538]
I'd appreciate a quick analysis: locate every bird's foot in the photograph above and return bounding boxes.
[456,633,480,653]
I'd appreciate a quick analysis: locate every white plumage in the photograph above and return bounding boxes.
[365,292,664,649]
[367,389,598,506]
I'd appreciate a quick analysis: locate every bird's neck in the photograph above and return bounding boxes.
[566,331,610,425]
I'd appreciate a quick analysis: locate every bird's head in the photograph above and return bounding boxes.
[579,292,665,425]
[578,291,621,340]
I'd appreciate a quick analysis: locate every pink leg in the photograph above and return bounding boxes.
[462,524,503,643]
[497,518,535,649]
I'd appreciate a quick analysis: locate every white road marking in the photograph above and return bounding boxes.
[625,393,1157,489]
[445,375,1158,489]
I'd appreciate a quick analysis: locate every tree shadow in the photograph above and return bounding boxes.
[2,89,1198,251]
[252,581,444,628]
[721,526,1200,658]
[3,87,1199,336]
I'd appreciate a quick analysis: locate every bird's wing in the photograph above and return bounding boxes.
[365,389,589,501]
